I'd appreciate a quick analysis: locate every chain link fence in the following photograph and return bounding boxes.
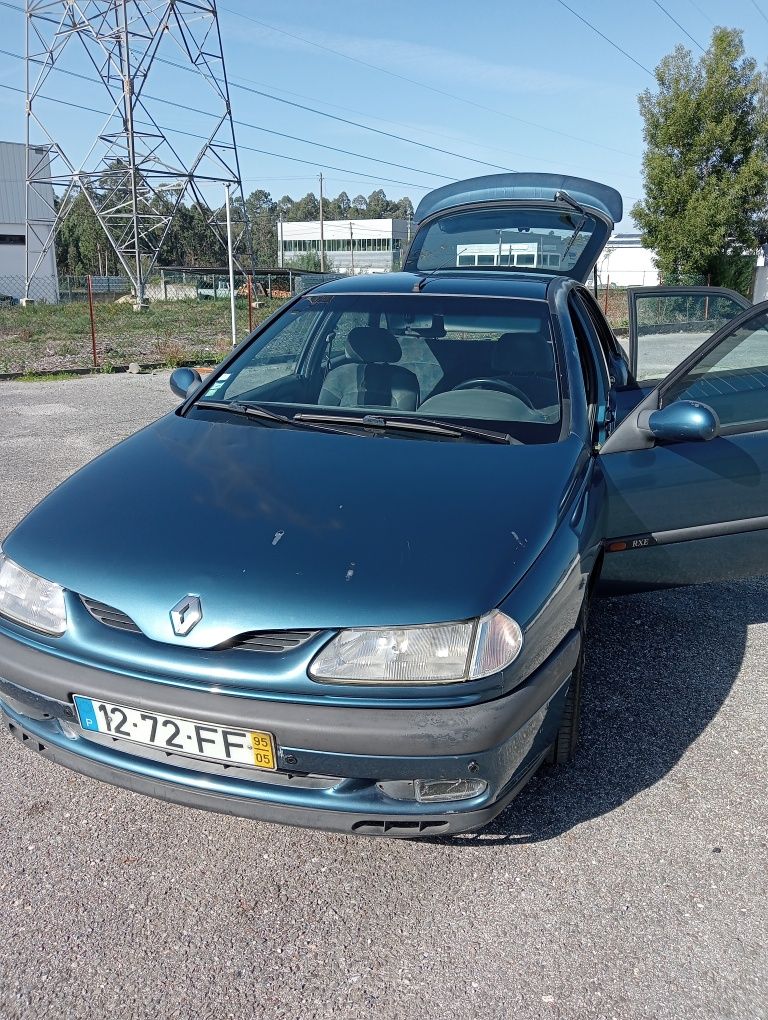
[1,265,739,377]
[0,268,340,376]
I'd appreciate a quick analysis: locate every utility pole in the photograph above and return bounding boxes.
[225,184,237,347]
[349,220,355,275]
[318,173,325,272]
[278,214,284,267]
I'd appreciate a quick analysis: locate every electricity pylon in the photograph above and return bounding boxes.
[25,0,251,307]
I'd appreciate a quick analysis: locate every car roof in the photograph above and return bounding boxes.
[306,270,553,301]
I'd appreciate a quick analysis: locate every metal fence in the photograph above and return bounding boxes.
[0,266,734,377]
[0,268,341,376]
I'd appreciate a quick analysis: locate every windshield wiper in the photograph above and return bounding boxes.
[555,189,588,263]
[194,400,362,436]
[196,399,294,424]
[294,412,516,444]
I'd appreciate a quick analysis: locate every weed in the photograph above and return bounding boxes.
[17,371,80,382]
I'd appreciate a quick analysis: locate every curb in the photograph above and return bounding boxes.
[0,359,219,382]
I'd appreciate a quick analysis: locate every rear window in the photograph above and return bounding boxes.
[405,206,599,276]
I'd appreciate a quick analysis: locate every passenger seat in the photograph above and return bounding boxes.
[491,332,558,408]
[319,327,420,411]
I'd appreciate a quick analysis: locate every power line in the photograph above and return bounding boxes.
[0,0,634,170]
[2,0,643,175]
[1,75,641,210]
[216,3,640,157]
[683,0,714,26]
[0,83,432,192]
[225,71,642,172]
[1,48,454,182]
[553,0,654,76]
[651,0,705,51]
[750,0,768,24]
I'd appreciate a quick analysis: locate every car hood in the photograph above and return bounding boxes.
[5,413,584,647]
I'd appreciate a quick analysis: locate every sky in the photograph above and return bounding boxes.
[0,0,767,229]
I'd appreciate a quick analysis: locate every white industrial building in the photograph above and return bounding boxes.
[0,141,59,302]
[596,233,660,287]
[279,218,409,274]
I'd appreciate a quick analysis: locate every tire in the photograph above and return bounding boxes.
[546,604,587,766]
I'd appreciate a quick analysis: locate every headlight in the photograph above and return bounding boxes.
[309,610,522,684]
[0,548,67,635]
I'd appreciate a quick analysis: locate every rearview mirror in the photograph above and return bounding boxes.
[169,367,202,399]
[645,400,720,443]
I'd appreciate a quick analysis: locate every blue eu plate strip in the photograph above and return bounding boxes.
[73,695,100,731]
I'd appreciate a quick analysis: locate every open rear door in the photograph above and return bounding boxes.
[599,300,768,594]
[627,286,749,385]
[403,173,622,284]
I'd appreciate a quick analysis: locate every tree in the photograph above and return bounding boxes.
[245,189,278,265]
[349,194,368,217]
[366,188,389,218]
[632,28,768,289]
[287,192,320,221]
[286,250,322,272]
[392,196,414,222]
[55,190,111,275]
[333,191,351,218]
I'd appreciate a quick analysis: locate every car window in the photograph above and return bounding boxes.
[405,206,600,276]
[214,304,324,400]
[199,293,564,443]
[634,292,746,384]
[576,289,623,362]
[662,308,768,433]
[328,309,374,359]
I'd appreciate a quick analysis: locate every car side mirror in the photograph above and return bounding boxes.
[642,400,720,443]
[169,367,202,399]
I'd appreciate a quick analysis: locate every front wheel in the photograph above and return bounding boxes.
[546,607,587,765]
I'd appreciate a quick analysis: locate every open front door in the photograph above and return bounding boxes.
[627,286,749,386]
[599,300,768,594]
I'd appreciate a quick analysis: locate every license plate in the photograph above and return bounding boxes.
[73,696,276,770]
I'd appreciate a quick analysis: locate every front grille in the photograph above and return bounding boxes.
[228,630,320,653]
[80,596,142,634]
[79,598,318,653]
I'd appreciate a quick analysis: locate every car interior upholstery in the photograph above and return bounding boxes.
[318,326,420,410]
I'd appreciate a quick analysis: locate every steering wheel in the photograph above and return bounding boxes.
[453,377,536,409]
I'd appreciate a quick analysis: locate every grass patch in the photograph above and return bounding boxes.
[17,371,81,382]
[0,296,287,374]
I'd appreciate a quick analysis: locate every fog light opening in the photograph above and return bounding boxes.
[415,779,488,803]
[377,778,489,804]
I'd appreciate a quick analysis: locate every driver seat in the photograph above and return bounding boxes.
[318,327,420,411]
[491,332,558,408]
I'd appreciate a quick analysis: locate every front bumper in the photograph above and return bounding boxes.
[0,628,580,837]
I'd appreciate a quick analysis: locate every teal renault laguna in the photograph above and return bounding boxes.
[2,174,767,837]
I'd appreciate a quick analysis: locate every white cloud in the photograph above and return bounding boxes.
[234,19,590,96]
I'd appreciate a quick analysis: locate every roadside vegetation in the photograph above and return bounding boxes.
[0,296,288,375]
[633,27,767,294]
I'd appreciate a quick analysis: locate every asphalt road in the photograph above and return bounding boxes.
[0,373,766,1020]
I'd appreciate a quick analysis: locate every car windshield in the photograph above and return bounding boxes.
[195,293,562,444]
[405,206,599,275]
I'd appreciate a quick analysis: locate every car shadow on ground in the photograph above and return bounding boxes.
[438,576,765,847]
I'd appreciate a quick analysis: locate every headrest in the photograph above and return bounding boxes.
[492,331,554,376]
[345,326,402,364]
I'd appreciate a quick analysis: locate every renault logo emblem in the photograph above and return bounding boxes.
[170,595,202,636]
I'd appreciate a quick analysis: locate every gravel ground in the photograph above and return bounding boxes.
[0,373,766,1020]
